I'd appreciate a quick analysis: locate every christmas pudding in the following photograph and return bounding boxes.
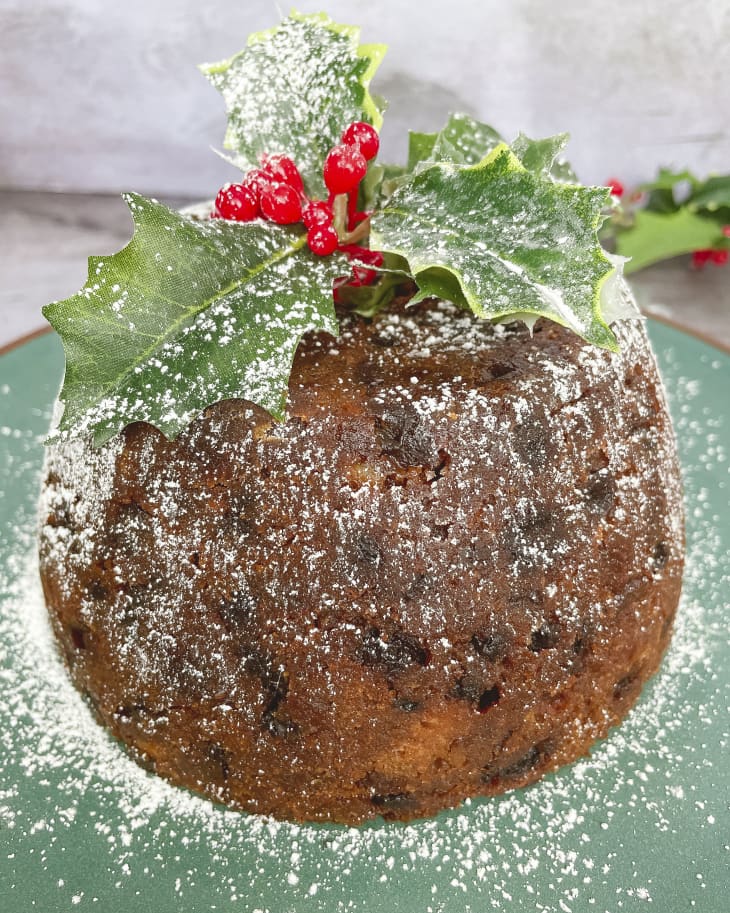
[38,12,683,824]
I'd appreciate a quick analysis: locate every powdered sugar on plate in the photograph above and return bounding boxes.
[1,328,728,912]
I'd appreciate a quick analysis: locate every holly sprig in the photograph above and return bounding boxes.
[45,10,631,446]
[601,170,730,272]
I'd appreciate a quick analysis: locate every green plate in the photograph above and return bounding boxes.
[1,324,728,913]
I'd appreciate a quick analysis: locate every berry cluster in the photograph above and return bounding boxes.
[692,247,729,268]
[213,121,383,291]
[692,225,730,269]
[214,154,304,225]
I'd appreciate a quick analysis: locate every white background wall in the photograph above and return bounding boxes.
[1,0,728,197]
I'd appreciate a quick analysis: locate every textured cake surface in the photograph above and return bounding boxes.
[38,300,684,824]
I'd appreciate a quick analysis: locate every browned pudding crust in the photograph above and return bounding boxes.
[38,300,684,824]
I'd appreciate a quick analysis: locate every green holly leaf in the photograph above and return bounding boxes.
[511,132,578,183]
[616,208,724,273]
[407,114,503,171]
[201,12,386,198]
[688,174,730,214]
[44,194,344,445]
[407,131,438,171]
[370,144,617,349]
[641,168,697,192]
[640,168,697,214]
[430,113,503,166]
[382,116,504,206]
[396,120,575,214]
[362,162,410,210]
[406,118,575,181]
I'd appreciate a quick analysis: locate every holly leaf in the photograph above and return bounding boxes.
[406,114,503,171]
[641,168,697,192]
[370,144,617,349]
[640,168,697,214]
[511,132,578,183]
[407,131,438,171]
[407,118,576,181]
[430,113,503,165]
[616,208,724,273]
[201,12,386,198]
[383,116,504,205]
[688,174,730,214]
[397,121,575,214]
[44,194,344,445]
[363,162,410,209]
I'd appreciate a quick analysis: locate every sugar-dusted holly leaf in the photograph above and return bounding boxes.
[370,144,617,349]
[407,114,503,172]
[407,131,438,171]
[201,12,386,198]
[430,113,503,165]
[385,116,504,206]
[44,194,344,445]
[616,208,724,273]
[550,156,579,185]
[511,132,578,183]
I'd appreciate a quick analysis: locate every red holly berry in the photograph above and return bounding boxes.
[215,183,259,221]
[711,249,729,266]
[259,183,302,224]
[722,225,730,238]
[606,177,624,198]
[692,249,713,268]
[307,225,339,256]
[242,169,274,200]
[302,201,334,229]
[341,122,380,161]
[323,144,368,195]
[260,154,305,196]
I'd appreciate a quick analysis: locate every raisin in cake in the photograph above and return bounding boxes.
[38,299,684,824]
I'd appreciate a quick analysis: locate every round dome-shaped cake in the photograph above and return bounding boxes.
[39,299,684,824]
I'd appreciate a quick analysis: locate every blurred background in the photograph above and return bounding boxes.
[1,0,729,346]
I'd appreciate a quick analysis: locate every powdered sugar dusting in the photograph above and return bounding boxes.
[1,327,728,911]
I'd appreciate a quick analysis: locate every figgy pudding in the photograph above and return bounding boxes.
[38,299,684,824]
[38,10,684,825]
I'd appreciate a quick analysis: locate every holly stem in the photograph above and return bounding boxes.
[332,193,371,245]
[341,217,371,245]
[332,193,348,240]
[347,189,358,231]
